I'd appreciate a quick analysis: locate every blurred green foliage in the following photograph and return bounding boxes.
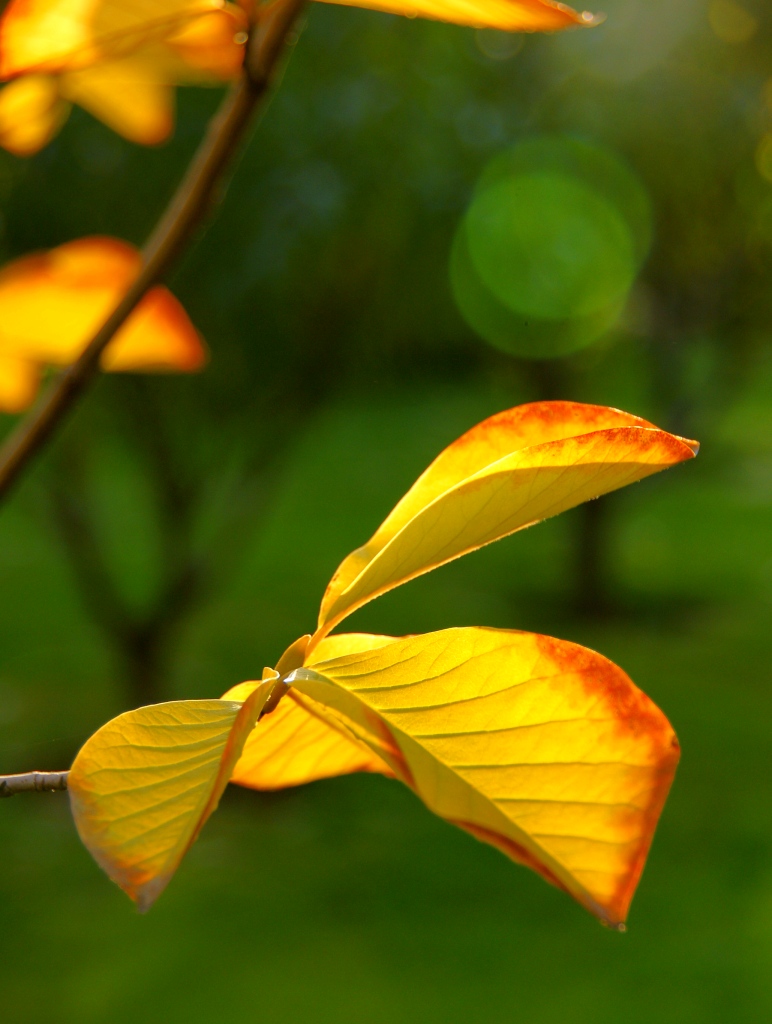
[2,0,772,1020]
[451,136,651,356]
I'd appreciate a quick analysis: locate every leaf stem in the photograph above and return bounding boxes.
[0,771,69,797]
[0,0,306,503]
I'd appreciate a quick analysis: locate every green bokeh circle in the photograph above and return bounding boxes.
[450,220,626,360]
[466,172,637,322]
[451,136,652,359]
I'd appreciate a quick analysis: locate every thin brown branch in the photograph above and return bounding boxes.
[0,0,307,504]
[0,771,69,797]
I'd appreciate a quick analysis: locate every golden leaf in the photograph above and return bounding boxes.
[290,628,679,927]
[0,73,69,155]
[318,402,698,637]
[68,402,695,918]
[319,0,593,32]
[0,0,246,151]
[0,236,206,411]
[0,0,592,153]
[226,635,396,790]
[59,57,173,144]
[68,685,273,910]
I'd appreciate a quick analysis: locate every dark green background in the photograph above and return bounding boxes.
[2,0,772,1020]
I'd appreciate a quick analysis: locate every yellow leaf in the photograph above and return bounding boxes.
[289,628,679,927]
[68,686,272,910]
[0,0,246,151]
[101,283,206,372]
[0,0,590,154]
[0,355,40,413]
[0,0,238,77]
[0,0,588,86]
[0,73,69,155]
[60,57,173,144]
[317,402,698,637]
[228,691,392,789]
[166,9,249,78]
[225,634,396,790]
[318,0,594,32]
[0,236,206,411]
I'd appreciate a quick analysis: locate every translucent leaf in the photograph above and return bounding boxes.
[0,355,40,413]
[0,0,245,150]
[68,686,272,910]
[318,402,698,635]
[0,73,69,155]
[228,691,392,790]
[0,236,205,410]
[318,0,594,33]
[226,635,395,790]
[290,628,680,927]
[0,0,242,77]
[166,9,248,78]
[60,57,173,144]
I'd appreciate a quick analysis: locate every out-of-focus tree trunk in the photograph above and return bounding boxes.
[571,494,614,619]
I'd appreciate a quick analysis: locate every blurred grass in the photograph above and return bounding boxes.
[1,382,772,1023]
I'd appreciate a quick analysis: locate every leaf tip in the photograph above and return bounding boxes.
[133,875,171,914]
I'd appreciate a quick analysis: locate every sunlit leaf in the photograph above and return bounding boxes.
[0,72,69,155]
[0,0,594,153]
[102,284,206,372]
[318,402,698,635]
[228,691,392,789]
[0,0,244,77]
[226,635,396,790]
[166,9,249,78]
[66,402,696,918]
[0,236,206,411]
[290,628,679,927]
[0,355,40,412]
[0,0,246,151]
[68,685,272,910]
[60,57,173,144]
[319,0,594,32]
[0,0,588,84]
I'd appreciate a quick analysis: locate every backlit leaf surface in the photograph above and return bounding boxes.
[318,404,698,635]
[0,0,245,151]
[0,236,205,410]
[229,692,392,789]
[68,686,271,910]
[0,73,68,154]
[0,355,39,412]
[320,0,591,32]
[0,0,589,153]
[60,57,172,144]
[290,628,680,926]
[226,635,395,790]
[0,0,242,77]
[0,0,586,83]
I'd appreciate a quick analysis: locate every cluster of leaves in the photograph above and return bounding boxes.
[0,0,700,931]
[69,400,697,927]
[0,0,588,157]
